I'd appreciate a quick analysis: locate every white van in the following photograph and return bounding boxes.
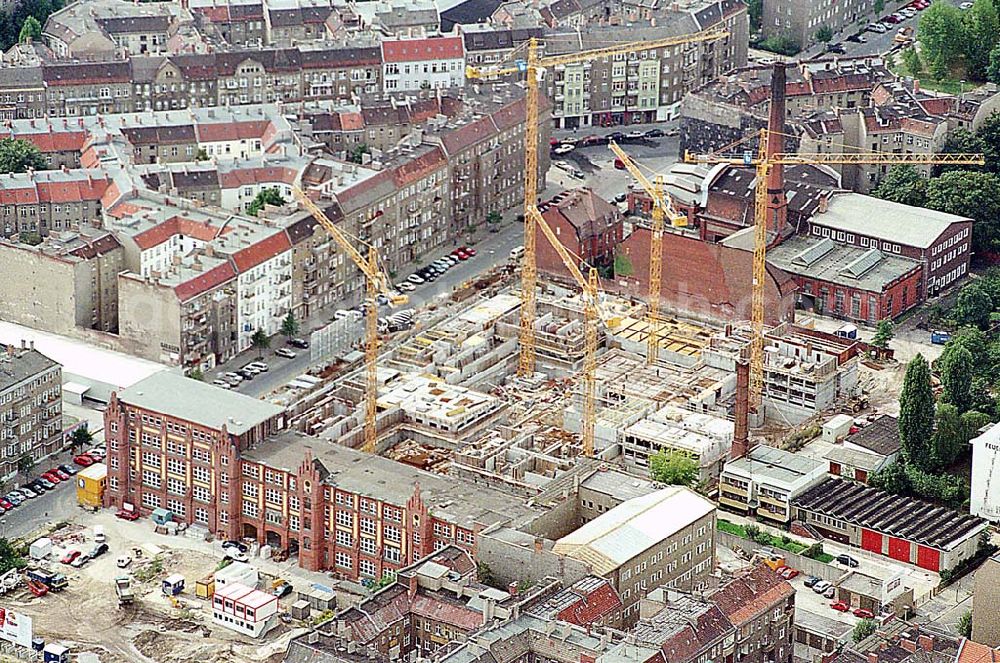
[94,525,106,543]
[510,246,525,261]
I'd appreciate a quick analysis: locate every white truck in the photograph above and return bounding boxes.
[29,537,52,561]
[115,576,134,606]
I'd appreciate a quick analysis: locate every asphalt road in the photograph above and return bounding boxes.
[212,219,527,398]
[0,451,81,542]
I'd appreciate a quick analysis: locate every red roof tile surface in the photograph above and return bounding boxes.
[711,565,794,626]
[174,261,237,302]
[382,36,463,63]
[230,230,292,272]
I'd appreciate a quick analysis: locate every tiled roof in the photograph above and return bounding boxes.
[174,261,237,302]
[844,415,900,456]
[439,114,496,154]
[132,215,228,250]
[67,233,120,259]
[42,62,132,86]
[956,640,1000,663]
[541,188,620,238]
[391,146,446,186]
[300,46,380,68]
[382,35,463,63]
[528,576,622,627]
[230,230,292,272]
[36,178,111,203]
[5,131,87,154]
[195,120,271,143]
[711,565,793,626]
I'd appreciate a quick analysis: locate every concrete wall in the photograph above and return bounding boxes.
[117,273,182,365]
[476,526,590,588]
[0,243,83,334]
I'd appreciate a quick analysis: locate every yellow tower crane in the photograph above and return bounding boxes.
[685,129,984,409]
[293,186,408,454]
[466,28,729,378]
[608,140,687,364]
[529,206,619,458]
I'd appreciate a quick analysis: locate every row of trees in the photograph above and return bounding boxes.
[918,0,999,80]
[869,347,991,506]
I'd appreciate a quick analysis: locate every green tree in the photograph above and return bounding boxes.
[959,610,973,638]
[869,461,910,494]
[247,187,285,216]
[195,148,208,161]
[949,325,989,370]
[17,231,41,246]
[853,618,878,643]
[250,329,270,358]
[919,0,965,63]
[930,403,965,470]
[815,25,833,42]
[963,0,1000,79]
[940,345,975,412]
[974,111,1000,174]
[926,171,1000,253]
[875,0,885,14]
[758,34,800,55]
[953,282,994,329]
[486,211,502,227]
[18,15,40,43]
[188,368,204,381]
[748,0,762,31]
[348,143,371,165]
[902,47,923,77]
[649,449,699,486]
[0,137,46,173]
[16,454,33,476]
[937,129,987,175]
[280,311,299,340]
[929,51,950,81]
[871,319,894,349]
[899,354,935,470]
[0,539,25,575]
[69,426,92,455]
[872,165,927,207]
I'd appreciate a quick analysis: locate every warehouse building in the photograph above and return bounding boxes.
[793,477,987,572]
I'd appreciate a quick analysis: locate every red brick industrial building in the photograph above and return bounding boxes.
[103,372,535,581]
[536,188,623,282]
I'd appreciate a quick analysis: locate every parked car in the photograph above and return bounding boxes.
[553,144,575,155]
[288,338,310,349]
[273,582,294,598]
[624,130,645,140]
[803,575,821,587]
[0,499,11,511]
[826,43,846,54]
[245,361,269,372]
[224,540,249,553]
[224,547,249,563]
[961,2,973,8]
[58,464,78,476]
[836,554,860,568]
[27,479,48,492]
[39,474,58,487]
[644,128,666,138]
[275,348,296,359]
[460,246,477,257]
[4,494,22,507]
[824,586,837,599]
[854,608,875,619]
[116,555,132,569]
[831,601,850,612]
[116,509,139,521]
[60,550,81,565]
[16,487,36,499]
[70,556,87,569]
[570,169,585,180]
[780,567,800,580]
[73,454,95,467]
[212,379,232,389]
[223,372,244,384]
[86,543,109,560]
[812,581,831,594]
[51,468,70,481]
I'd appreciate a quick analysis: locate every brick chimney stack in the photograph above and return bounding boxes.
[766,62,789,235]
[732,358,750,459]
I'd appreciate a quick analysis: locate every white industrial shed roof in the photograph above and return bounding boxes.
[552,486,715,575]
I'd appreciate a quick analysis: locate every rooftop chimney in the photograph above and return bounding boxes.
[918,635,934,652]
[732,358,750,458]
[766,62,789,235]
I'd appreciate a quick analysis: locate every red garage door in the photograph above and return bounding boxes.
[861,528,882,553]
[916,545,941,571]
[888,537,911,563]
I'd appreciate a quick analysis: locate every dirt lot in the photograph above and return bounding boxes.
[7,514,306,662]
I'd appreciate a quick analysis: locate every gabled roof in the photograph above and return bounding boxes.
[552,487,715,575]
[711,565,793,626]
[230,230,292,272]
[132,215,229,250]
[174,261,237,302]
[956,640,1000,663]
[382,35,463,63]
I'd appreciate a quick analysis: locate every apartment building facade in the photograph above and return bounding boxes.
[382,36,465,92]
[0,344,62,481]
[763,0,881,49]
